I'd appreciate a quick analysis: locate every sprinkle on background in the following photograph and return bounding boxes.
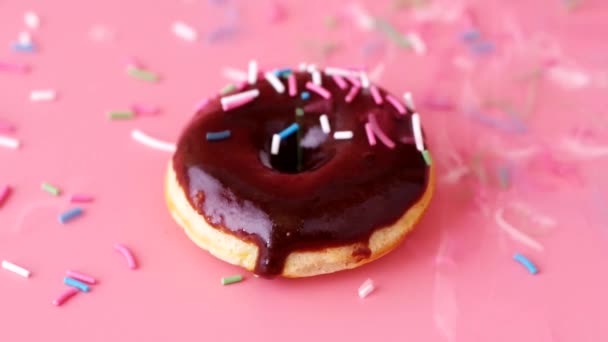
[114,244,137,270]
[2,260,31,278]
[221,274,243,285]
[52,288,79,307]
[131,129,176,152]
[41,182,61,196]
[30,90,56,102]
[358,278,376,298]
[0,185,12,207]
[107,110,135,120]
[58,207,83,224]
[64,277,90,292]
[172,21,198,41]
[513,253,539,275]
[0,135,20,149]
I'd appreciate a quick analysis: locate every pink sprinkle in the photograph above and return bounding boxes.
[288,74,297,97]
[332,75,348,90]
[370,86,383,105]
[305,82,332,99]
[222,96,256,111]
[66,270,97,285]
[52,287,79,307]
[386,95,406,115]
[368,113,396,149]
[364,123,377,146]
[269,1,287,23]
[0,185,11,208]
[347,76,361,88]
[132,104,160,116]
[69,194,94,203]
[0,121,15,133]
[114,243,137,269]
[345,86,361,103]
[237,80,249,91]
[0,61,29,73]
[194,98,209,112]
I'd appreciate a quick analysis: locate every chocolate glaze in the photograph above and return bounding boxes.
[173,71,430,276]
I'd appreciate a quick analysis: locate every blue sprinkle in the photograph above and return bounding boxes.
[64,277,90,292]
[274,68,293,78]
[300,91,311,100]
[278,123,299,139]
[513,253,538,275]
[12,42,35,53]
[206,130,231,141]
[470,41,495,55]
[460,29,480,42]
[58,207,83,224]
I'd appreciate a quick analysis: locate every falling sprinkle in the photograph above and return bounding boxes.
[0,135,20,149]
[12,42,35,53]
[470,41,495,55]
[58,207,83,224]
[222,67,248,82]
[206,130,232,141]
[513,253,539,275]
[460,29,480,42]
[407,32,427,55]
[30,90,56,102]
[131,129,176,152]
[206,26,237,43]
[107,110,135,120]
[127,67,159,82]
[374,18,411,48]
[358,279,376,298]
[132,104,160,116]
[41,182,61,196]
[172,21,198,41]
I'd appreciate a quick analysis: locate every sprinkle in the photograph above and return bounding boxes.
[495,208,544,252]
[114,244,137,269]
[221,274,243,285]
[301,92,311,100]
[222,67,247,82]
[312,70,322,86]
[333,131,353,140]
[278,123,299,139]
[368,113,395,148]
[131,104,160,116]
[206,130,232,141]
[324,67,357,77]
[347,76,362,88]
[172,21,197,41]
[403,92,416,111]
[0,135,20,149]
[411,113,425,151]
[295,108,305,116]
[270,134,281,155]
[66,270,97,285]
[370,86,383,105]
[52,288,79,306]
[358,278,375,298]
[320,114,331,134]
[24,11,40,29]
[0,121,15,133]
[0,185,11,207]
[375,18,411,48]
[422,150,433,165]
[407,32,427,55]
[127,67,159,82]
[64,277,90,292]
[194,98,209,112]
[0,61,29,74]
[498,166,510,188]
[471,41,495,55]
[345,86,361,103]
[298,62,307,72]
[360,72,370,88]
[288,74,298,97]
[221,89,260,111]
[41,182,61,196]
[220,83,237,95]
[306,64,317,73]
[364,123,377,146]
[248,60,258,85]
[58,207,83,224]
[1,260,30,278]
[332,75,348,90]
[264,72,285,93]
[305,82,332,99]
[386,95,406,115]
[131,129,176,152]
[30,90,56,102]
[460,29,480,42]
[107,110,135,120]
[69,194,94,203]
[513,253,539,275]
[12,42,35,53]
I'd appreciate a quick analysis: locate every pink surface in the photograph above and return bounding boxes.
[2,0,608,341]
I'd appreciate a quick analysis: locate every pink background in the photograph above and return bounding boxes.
[2,0,608,341]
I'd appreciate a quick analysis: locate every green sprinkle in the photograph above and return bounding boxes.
[375,18,411,49]
[422,150,433,166]
[220,83,237,95]
[107,111,135,120]
[221,274,243,285]
[127,67,159,82]
[498,166,511,189]
[295,108,305,116]
[41,182,61,196]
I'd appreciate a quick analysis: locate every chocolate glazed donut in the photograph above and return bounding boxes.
[172,68,431,277]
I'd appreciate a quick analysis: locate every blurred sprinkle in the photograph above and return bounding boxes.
[513,253,539,275]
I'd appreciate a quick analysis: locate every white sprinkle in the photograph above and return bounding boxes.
[131,129,176,152]
[306,64,317,73]
[0,135,20,149]
[265,72,285,94]
[248,60,258,85]
[221,67,247,82]
[300,127,328,149]
[411,113,424,151]
[2,260,31,278]
[172,21,197,42]
[358,278,375,298]
[312,70,322,86]
[403,92,416,110]
[360,72,370,89]
[24,11,40,29]
[298,62,307,72]
[220,89,260,108]
[324,67,357,77]
[18,31,32,45]
[320,114,331,134]
[271,134,281,155]
[407,32,427,55]
[333,131,353,140]
[30,90,56,102]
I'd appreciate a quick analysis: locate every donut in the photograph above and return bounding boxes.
[166,65,434,278]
